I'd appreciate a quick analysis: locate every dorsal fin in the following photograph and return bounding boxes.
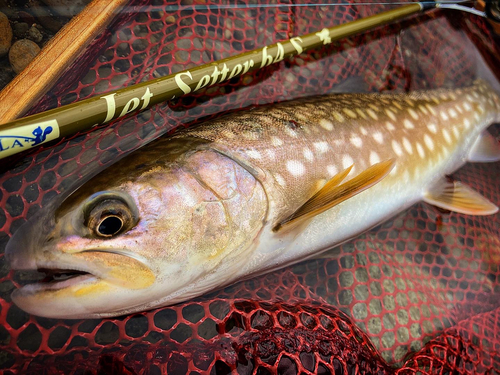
[274,159,395,231]
[424,179,498,215]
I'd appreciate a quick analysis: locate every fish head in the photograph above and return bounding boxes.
[6,142,267,319]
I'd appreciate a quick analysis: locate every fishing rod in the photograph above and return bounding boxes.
[0,1,495,160]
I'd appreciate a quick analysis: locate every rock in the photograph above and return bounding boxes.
[39,0,92,17]
[12,22,29,38]
[9,39,41,74]
[28,25,43,43]
[28,0,65,33]
[0,12,13,57]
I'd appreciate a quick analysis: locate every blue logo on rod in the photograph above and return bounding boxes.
[0,125,53,152]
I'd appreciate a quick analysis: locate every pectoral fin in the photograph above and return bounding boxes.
[274,159,395,231]
[468,131,500,162]
[424,179,498,215]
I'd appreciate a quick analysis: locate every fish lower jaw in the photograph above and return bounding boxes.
[15,273,97,294]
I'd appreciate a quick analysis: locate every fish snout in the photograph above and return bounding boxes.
[5,210,57,271]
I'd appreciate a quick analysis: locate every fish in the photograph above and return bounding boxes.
[5,79,500,319]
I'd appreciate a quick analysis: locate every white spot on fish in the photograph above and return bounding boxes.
[246,150,262,159]
[343,108,357,118]
[404,119,415,129]
[333,112,345,123]
[271,137,283,147]
[373,131,384,144]
[356,108,367,119]
[303,148,314,162]
[430,96,440,104]
[275,173,286,187]
[448,108,457,118]
[327,165,338,176]
[285,127,298,138]
[319,119,334,131]
[386,122,395,131]
[416,142,425,158]
[360,126,368,136]
[266,149,276,160]
[427,123,437,134]
[350,135,363,148]
[385,108,396,121]
[442,129,452,144]
[367,109,378,120]
[405,99,415,107]
[369,151,380,165]
[408,108,419,120]
[452,125,460,138]
[392,140,403,156]
[342,155,354,169]
[369,104,380,112]
[418,105,428,115]
[464,118,471,129]
[392,101,403,110]
[455,104,463,114]
[424,134,434,151]
[286,160,305,177]
[440,111,449,121]
[425,103,437,115]
[313,141,329,154]
[463,102,472,111]
[402,137,413,154]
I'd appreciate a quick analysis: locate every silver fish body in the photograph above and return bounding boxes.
[6,79,500,318]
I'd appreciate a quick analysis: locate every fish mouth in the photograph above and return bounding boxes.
[11,259,104,295]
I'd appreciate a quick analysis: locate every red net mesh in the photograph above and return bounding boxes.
[1,1,500,374]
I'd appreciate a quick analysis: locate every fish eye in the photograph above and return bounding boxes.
[97,215,123,237]
[82,193,139,238]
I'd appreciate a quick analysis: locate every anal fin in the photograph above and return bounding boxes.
[424,179,498,215]
[274,159,395,231]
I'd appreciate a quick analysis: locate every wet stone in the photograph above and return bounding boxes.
[17,323,42,351]
[0,324,10,345]
[0,351,15,369]
[340,255,355,269]
[9,39,41,74]
[0,210,6,229]
[48,326,71,350]
[278,311,297,329]
[198,318,218,340]
[208,300,230,320]
[396,310,409,325]
[381,331,395,349]
[67,335,88,349]
[370,281,382,296]
[182,303,205,323]
[23,184,39,203]
[352,303,367,320]
[0,12,12,56]
[410,323,422,338]
[369,299,382,315]
[396,293,409,307]
[277,356,297,375]
[154,309,177,330]
[339,271,353,287]
[338,290,352,306]
[5,195,24,217]
[95,322,119,345]
[167,353,189,374]
[354,285,369,300]
[6,304,29,330]
[367,317,382,334]
[27,25,43,43]
[383,313,396,330]
[3,176,23,193]
[39,171,57,190]
[170,323,191,343]
[125,315,148,338]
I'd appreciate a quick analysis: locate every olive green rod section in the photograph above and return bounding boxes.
[0,2,434,159]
